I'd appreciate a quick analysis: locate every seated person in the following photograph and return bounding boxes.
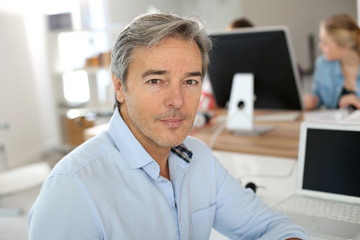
[227,17,254,30]
[304,14,360,110]
[28,12,308,240]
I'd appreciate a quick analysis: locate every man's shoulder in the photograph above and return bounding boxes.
[51,131,113,175]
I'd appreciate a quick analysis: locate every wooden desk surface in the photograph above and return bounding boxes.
[191,110,301,159]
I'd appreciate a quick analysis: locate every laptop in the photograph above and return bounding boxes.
[275,121,360,240]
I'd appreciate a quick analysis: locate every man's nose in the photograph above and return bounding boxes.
[164,83,184,109]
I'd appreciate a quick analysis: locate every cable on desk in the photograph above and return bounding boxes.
[239,160,297,180]
[209,112,297,180]
[208,120,226,150]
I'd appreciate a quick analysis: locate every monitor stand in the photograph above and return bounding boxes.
[226,73,274,136]
[230,125,275,136]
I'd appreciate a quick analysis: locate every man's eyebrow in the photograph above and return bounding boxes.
[186,72,202,78]
[141,70,202,78]
[142,70,168,78]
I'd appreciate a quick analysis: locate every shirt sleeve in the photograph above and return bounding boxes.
[28,174,102,240]
[312,56,324,108]
[211,155,309,240]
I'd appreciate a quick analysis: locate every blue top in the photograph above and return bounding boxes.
[28,110,308,240]
[312,55,360,109]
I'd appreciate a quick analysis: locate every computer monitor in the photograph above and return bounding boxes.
[207,26,304,110]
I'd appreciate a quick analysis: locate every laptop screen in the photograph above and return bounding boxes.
[303,127,360,198]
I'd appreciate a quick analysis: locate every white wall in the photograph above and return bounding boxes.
[104,0,241,31]
[358,0,360,24]
[0,4,59,168]
[104,0,182,25]
[179,0,242,31]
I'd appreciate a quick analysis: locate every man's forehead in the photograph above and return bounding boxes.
[129,38,202,72]
[135,37,200,55]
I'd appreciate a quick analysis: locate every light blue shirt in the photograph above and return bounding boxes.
[312,55,360,109]
[28,109,308,240]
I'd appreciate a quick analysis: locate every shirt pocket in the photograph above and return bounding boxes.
[190,204,216,240]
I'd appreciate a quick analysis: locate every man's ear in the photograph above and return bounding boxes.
[112,74,125,103]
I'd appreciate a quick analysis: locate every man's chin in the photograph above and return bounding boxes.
[155,133,188,148]
[152,124,192,147]
[156,138,185,148]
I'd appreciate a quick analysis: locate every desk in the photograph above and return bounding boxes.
[191,110,302,159]
[209,150,298,240]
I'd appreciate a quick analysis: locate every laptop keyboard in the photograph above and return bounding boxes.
[276,196,360,224]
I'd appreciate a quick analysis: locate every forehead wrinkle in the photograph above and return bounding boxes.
[131,38,202,79]
[141,70,169,78]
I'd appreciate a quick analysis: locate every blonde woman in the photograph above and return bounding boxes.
[304,14,360,110]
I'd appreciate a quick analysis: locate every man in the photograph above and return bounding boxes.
[28,12,308,239]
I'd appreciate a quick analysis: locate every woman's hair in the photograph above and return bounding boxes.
[321,13,360,55]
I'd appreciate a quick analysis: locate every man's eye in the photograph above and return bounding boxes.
[185,79,199,86]
[147,79,161,84]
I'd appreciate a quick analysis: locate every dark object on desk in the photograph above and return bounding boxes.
[207,26,303,110]
[348,105,357,111]
[337,87,357,110]
[245,182,258,193]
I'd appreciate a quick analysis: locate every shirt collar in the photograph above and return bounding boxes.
[171,144,193,163]
[108,109,153,169]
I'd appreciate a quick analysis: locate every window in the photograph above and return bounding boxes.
[62,70,90,105]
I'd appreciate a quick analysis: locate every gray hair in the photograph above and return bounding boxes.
[110,12,212,108]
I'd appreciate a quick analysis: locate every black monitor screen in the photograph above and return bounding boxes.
[207,27,303,110]
[303,128,360,197]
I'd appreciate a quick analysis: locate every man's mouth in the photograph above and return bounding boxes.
[159,118,185,128]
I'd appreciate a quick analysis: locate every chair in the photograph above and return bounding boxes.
[0,161,51,216]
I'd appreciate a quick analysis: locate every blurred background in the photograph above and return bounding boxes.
[0,0,358,239]
[0,0,357,170]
